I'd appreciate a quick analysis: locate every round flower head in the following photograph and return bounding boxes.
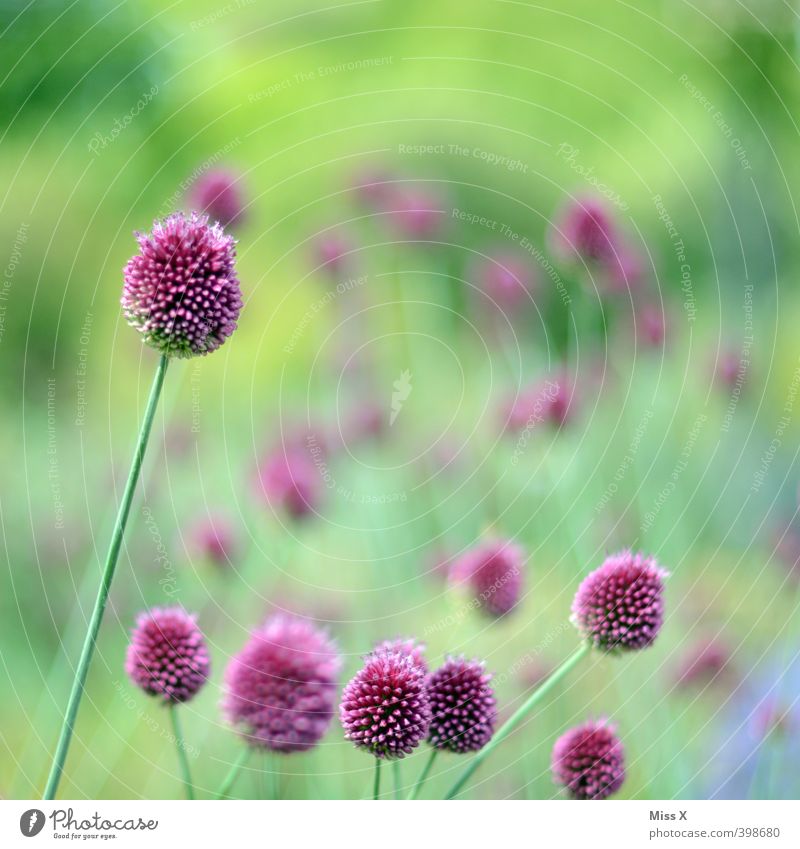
[339,649,431,759]
[371,637,428,673]
[187,512,236,567]
[502,372,575,432]
[256,446,322,519]
[188,168,247,228]
[385,187,443,240]
[314,231,352,276]
[552,720,625,800]
[427,657,497,753]
[571,550,668,652]
[125,607,210,704]
[450,539,524,617]
[474,252,537,311]
[716,350,746,392]
[636,302,666,349]
[122,212,242,358]
[222,615,341,752]
[550,195,619,265]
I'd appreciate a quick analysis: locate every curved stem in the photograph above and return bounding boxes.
[169,705,194,800]
[445,643,590,799]
[408,748,438,800]
[373,758,382,800]
[44,354,169,800]
[215,747,251,799]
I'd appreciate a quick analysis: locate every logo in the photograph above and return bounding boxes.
[390,369,412,425]
[19,810,45,837]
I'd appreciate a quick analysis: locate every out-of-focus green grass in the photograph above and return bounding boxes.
[2,0,800,800]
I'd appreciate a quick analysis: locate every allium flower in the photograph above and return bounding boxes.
[427,657,497,753]
[314,231,352,275]
[571,551,668,652]
[222,615,341,752]
[188,168,247,228]
[503,372,575,432]
[550,195,619,265]
[674,636,732,689]
[256,446,322,519]
[125,607,210,704]
[636,302,667,348]
[385,187,443,240]
[552,720,625,800]
[339,649,431,759]
[716,350,746,392]
[371,638,427,672]
[187,512,236,567]
[449,539,524,617]
[122,212,242,358]
[473,253,537,310]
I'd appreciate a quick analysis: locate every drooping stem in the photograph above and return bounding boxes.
[373,758,382,800]
[169,704,194,800]
[44,354,169,800]
[445,643,591,799]
[408,748,438,800]
[215,747,252,799]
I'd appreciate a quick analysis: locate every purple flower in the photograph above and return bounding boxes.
[571,551,668,652]
[222,615,341,752]
[450,539,524,617]
[314,231,353,275]
[552,720,626,799]
[122,212,242,358]
[716,350,746,392]
[473,252,537,310]
[674,636,732,689]
[636,302,667,349]
[339,649,431,759]
[426,657,497,753]
[550,195,619,265]
[188,168,247,228]
[125,607,210,704]
[502,371,576,432]
[385,187,444,240]
[256,446,322,519]
[187,512,236,567]
[371,638,427,673]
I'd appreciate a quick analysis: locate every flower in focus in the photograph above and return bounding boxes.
[571,550,668,652]
[449,539,525,617]
[125,607,210,704]
[371,637,427,672]
[122,212,242,358]
[187,512,236,567]
[222,615,341,752]
[426,657,497,753]
[188,168,247,228]
[551,720,625,800]
[339,649,431,759]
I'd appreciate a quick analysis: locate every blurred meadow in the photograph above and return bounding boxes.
[2,0,800,800]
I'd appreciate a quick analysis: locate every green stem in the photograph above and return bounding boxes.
[392,759,401,799]
[215,747,251,799]
[169,705,194,800]
[373,758,382,800]
[408,748,438,800]
[445,643,590,799]
[43,354,169,800]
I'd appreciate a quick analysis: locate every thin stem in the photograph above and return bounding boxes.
[215,747,252,799]
[373,758,382,800]
[44,354,169,800]
[169,705,194,800]
[408,748,438,800]
[445,643,590,799]
[392,759,401,799]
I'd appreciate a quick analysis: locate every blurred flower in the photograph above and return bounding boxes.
[122,212,242,358]
[502,370,576,432]
[188,168,246,228]
[385,186,444,241]
[516,656,554,690]
[551,720,625,799]
[222,615,341,752]
[125,607,210,704]
[716,350,747,392]
[339,649,431,759]
[550,194,620,266]
[314,230,353,276]
[605,244,646,294]
[256,446,322,520]
[472,252,538,311]
[426,657,497,753]
[636,302,667,349]
[450,539,524,617]
[187,512,236,567]
[351,167,394,207]
[372,637,428,672]
[674,635,733,690]
[341,401,386,445]
[571,550,668,652]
